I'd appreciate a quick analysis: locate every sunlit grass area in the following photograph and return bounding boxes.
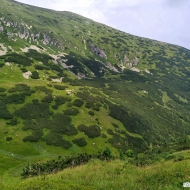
[9,159,190,190]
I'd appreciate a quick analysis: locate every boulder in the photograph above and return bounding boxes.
[123,53,129,63]
[0,26,3,32]
[90,44,106,58]
[132,57,139,65]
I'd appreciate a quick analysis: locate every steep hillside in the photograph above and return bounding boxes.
[5,158,190,190]
[0,0,190,186]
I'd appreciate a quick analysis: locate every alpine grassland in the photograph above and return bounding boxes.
[0,0,190,189]
[3,157,190,190]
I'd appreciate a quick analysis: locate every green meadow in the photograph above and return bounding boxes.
[0,0,190,189]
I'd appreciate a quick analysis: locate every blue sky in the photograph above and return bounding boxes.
[15,0,190,50]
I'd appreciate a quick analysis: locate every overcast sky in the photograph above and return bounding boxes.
[15,0,190,50]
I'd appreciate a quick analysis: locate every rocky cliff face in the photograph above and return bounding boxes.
[90,44,107,58]
[0,5,141,78]
[0,17,64,49]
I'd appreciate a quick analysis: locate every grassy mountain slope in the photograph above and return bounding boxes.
[0,0,190,187]
[3,157,190,190]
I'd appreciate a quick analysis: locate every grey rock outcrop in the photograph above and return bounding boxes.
[0,17,5,21]
[132,57,139,65]
[0,26,3,32]
[127,63,133,68]
[35,32,40,38]
[6,22,11,27]
[90,44,106,58]
[123,53,129,63]
[43,34,51,45]
[104,62,119,72]
[18,29,29,39]
[77,72,86,79]
[13,22,18,27]
[7,32,14,38]
[0,16,65,50]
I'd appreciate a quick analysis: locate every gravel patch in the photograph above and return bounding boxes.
[0,43,7,56]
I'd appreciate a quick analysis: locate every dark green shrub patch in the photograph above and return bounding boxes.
[112,123,119,128]
[73,99,84,107]
[15,102,53,120]
[63,52,86,75]
[115,129,126,135]
[108,134,128,151]
[52,113,72,126]
[22,113,77,144]
[95,102,102,107]
[20,67,28,73]
[125,134,148,152]
[0,92,6,97]
[22,91,32,96]
[72,137,87,147]
[57,71,66,77]
[22,118,53,131]
[42,133,72,149]
[21,150,114,178]
[177,145,190,151]
[6,118,18,126]
[88,110,94,116]
[78,124,100,138]
[103,104,108,109]
[25,49,53,65]
[0,101,13,120]
[35,64,49,70]
[23,130,43,142]
[21,153,92,177]
[120,70,147,83]
[88,88,102,95]
[6,137,13,141]
[102,134,107,138]
[54,85,67,90]
[52,96,69,109]
[164,154,175,161]
[174,155,184,162]
[64,125,78,136]
[69,66,87,77]
[0,88,6,92]
[92,105,100,111]
[107,129,114,135]
[77,91,102,109]
[55,96,69,105]
[66,102,73,107]
[5,53,33,66]
[0,55,5,59]
[78,124,87,131]
[5,93,25,104]
[41,94,53,103]
[77,91,93,101]
[8,84,30,93]
[31,71,39,79]
[64,108,79,116]
[51,114,77,135]
[108,102,151,135]
[35,86,53,94]
[50,64,63,72]
[82,58,105,77]
[32,99,39,104]
[85,102,93,108]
